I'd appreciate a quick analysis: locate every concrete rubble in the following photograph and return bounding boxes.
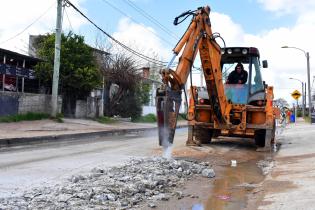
[257,159,274,175]
[0,157,215,209]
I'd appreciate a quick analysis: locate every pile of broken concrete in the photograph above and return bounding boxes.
[0,157,215,209]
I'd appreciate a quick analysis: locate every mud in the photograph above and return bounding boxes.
[0,128,279,210]
[151,136,277,210]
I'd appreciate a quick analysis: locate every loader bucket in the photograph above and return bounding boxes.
[156,87,182,147]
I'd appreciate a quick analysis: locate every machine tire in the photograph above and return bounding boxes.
[195,127,213,144]
[212,129,221,138]
[254,129,266,147]
[271,120,276,145]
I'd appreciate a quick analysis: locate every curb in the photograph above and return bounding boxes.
[0,125,188,147]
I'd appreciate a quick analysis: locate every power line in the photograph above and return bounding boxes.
[65,0,167,66]
[64,6,74,31]
[121,0,179,40]
[100,0,174,47]
[0,1,56,46]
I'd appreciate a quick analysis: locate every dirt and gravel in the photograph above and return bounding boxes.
[0,157,215,210]
[3,119,314,210]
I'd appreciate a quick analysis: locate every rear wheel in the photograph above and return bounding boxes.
[255,120,276,148]
[195,127,213,144]
[254,129,266,147]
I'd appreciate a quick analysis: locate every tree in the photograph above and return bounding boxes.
[97,53,150,120]
[35,32,101,117]
[274,98,289,108]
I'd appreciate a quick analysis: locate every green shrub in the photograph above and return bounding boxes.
[97,116,116,124]
[132,114,157,123]
[178,113,187,121]
[296,109,302,117]
[0,112,50,123]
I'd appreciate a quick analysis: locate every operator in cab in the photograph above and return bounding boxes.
[226,63,248,84]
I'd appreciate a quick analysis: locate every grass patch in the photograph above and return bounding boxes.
[304,116,311,123]
[0,112,50,123]
[53,113,64,123]
[132,113,187,123]
[97,116,116,124]
[132,114,157,123]
[178,113,187,121]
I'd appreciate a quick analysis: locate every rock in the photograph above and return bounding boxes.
[200,161,210,166]
[120,199,129,207]
[175,191,184,199]
[94,194,108,202]
[106,193,117,201]
[148,202,157,208]
[91,168,104,174]
[190,194,199,198]
[201,168,216,178]
[70,175,79,183]
[1,157,216,209]
[157,193,170,201]
[57,194,72,202]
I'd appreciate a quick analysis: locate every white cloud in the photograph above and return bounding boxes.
[111,10,315,104]
[257,0,315,15]
[211,12,244,46]
[0,0,87,55]
[112,17,171,65]
[107,0,314,108]
[1,0,313,105]
[207,9,315,104]
[242,13,315,103]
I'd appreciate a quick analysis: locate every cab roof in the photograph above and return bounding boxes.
[221,47,260,64]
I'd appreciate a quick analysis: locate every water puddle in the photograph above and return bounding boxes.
[194,159,266,210]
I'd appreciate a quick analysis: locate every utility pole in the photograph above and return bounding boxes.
[52,0,63,117]
[306,52,312,118]
[301,82,305,118]
[304,82,307,115]
[282,46,312,122]
[289,77,305,118]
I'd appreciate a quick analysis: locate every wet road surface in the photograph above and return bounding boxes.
[152,137,276,210]
[0,128,277,209]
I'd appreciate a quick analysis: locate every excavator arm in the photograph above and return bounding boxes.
[156,6,231,147]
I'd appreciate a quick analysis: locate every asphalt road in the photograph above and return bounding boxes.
[0,126,271,210]
[0,129,166,198]
[1,121,313,209]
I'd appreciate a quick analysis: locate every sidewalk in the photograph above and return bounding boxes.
[258,118,315,210]
[0,118,187,146]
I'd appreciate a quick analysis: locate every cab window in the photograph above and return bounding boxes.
[250,57,264,94]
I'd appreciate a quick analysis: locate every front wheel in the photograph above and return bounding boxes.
[195,127,213,144]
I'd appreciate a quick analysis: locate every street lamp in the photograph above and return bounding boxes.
[282,46,312,121]
[289,77,305,118]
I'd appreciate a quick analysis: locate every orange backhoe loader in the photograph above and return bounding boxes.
[156,6,278,151]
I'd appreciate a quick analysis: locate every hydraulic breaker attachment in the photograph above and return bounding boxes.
[156,85,182,147]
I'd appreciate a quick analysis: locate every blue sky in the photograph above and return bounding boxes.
[80,0,295,33]
[0,0,315,105]
[78,0,296,48]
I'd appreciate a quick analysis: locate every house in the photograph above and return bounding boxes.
[0,48,53,117]
[0,48,41,93]
[141,67,162,115]
[141,67,187,115]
